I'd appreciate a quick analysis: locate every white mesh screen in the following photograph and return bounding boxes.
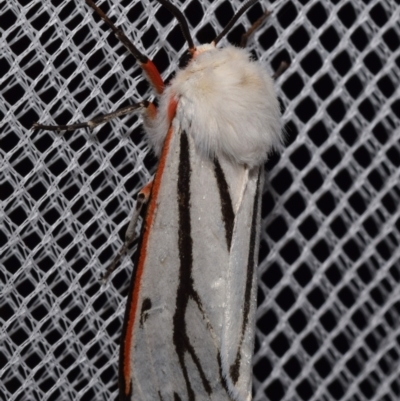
[1,0,400,400]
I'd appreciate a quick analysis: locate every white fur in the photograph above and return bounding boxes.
[144,44,282,167]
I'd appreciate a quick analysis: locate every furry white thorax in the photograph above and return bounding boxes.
[143,44,282,167]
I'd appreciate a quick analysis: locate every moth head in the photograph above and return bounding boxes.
[192,43,216,57]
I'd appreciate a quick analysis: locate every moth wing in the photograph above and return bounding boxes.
[187,132,263,401]
[120,122,185,401]
[122,122,257,401]
[218,159,262,401]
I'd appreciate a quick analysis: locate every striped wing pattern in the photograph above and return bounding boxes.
[120,124,262,401]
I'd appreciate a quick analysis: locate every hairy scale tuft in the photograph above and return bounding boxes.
[144,45,282,167]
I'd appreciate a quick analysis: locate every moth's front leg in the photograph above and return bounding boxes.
[101,180,153,281]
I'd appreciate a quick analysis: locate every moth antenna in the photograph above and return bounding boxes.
[214,0,258,45]
[154,0,195,51]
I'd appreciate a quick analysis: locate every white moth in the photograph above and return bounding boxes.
[34,0,282,400]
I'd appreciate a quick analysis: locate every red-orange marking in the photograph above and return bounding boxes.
[146,102,157,121]
[122,98,178,396]
[167,96,178,122]
[139,180,153,199]
[142,60,164,95]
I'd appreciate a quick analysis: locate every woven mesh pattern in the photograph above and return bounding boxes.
[1,0,400,400]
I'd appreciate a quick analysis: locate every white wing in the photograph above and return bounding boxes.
[120,120,261,401]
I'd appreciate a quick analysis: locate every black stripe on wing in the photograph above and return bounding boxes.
[213,159,235,250]
[173,131,211,401]
[230,168,262,384]
[140,298,152,327]
[173,131,234,400]
[174,393,183,401]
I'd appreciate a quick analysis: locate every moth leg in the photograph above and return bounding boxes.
[272,61,289,80]
[85,0,164,94]
[32,102,150,132]
[240,9,272,48]
[101,181,153,282]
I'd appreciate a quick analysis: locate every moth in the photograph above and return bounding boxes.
[33,0,283,400]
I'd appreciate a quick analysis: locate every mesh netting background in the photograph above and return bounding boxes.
[1,0,400,400]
